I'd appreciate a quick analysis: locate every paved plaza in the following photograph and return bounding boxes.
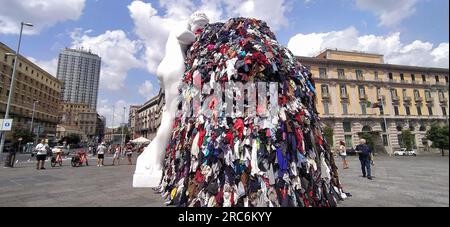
[0,153,448,207]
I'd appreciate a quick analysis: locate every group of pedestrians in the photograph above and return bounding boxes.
[338,139,374,180]
[32,140,145,170]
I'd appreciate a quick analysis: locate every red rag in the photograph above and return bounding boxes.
[198,127,206,147]
[225,130,234,144]
[230,192,235,206]
[233,118,244,140]
[195,169,205,183]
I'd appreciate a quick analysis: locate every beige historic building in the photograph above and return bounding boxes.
[135,89,165,140]
[299,49,449,154]
[0,42,62,143]
[128,105,140,139]
[57,102,99,142]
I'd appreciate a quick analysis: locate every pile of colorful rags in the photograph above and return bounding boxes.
[159,17,346,207]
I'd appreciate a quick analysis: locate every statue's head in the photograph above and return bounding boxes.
[188,11,209,32]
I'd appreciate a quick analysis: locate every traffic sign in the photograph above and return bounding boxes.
[0,119,13,131]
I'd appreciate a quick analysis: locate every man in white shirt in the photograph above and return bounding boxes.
[35,140,48,170]
[96,142,107,167]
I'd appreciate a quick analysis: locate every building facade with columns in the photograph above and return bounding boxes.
[299,49,449,154]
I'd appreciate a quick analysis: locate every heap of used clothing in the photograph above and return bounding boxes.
[159,18,346,207]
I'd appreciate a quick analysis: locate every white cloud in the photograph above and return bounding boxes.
[224,0,291,31]
[0,0,86,34]
[288,27,449,68]
[138,81,155,99]
[27,57,58,77]
[97,99,131,128]
[128,0,292,74]
[355,0,418,27]
[70,29,146,91]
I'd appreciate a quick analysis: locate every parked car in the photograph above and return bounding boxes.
[394,148,417,156]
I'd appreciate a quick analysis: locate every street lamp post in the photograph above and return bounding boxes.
[381,95,392,156]
[111,106,115,143]
[0,22,33,156]
[30,100,39,133]
[121,107,126,152]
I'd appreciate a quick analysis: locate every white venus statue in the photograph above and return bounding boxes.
[133,12,210,188]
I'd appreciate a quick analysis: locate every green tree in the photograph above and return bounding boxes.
[426,124,449,156]
[360,132,375,153]
[399,130,414,151]
[323,126,334,147]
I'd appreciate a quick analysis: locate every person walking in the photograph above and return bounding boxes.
[35,140,47,170]
[355,139,373,180]
[125,143,133,165]
[96,142,107,167]
[112,145,121,166]
[339,141,349,169]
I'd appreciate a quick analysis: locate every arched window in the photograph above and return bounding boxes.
[362,125,372,132]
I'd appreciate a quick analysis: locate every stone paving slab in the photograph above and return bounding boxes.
[0,154,448,207]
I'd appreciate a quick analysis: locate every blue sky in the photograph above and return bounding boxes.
[0,0,448,127]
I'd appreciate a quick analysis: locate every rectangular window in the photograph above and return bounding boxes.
[422,74,426,82]
[381,122,386,132]
[394,106,400,116]
[425,90,431,99]
[411,74,415,81]
[414,90,420,99]
[442,107,447,116]
[405,106,411,115]
[342,103,348,115]
[446,76,449,83]
[376,87,382,98]
[361,103,367,115]
[389,72,393,80]
[391,89,398,98]
[345,135,353,147]
[435,75,440,82]
[340,85,347,96]
[319,68,327,78]
[374,71,379,80]
[323,103,329,115]
[402,89,407,98]
[343,122,352,133]
[428,106,433,116]
[338,69,345,79]
[356,69,363,80]
[417,106,422,116]
[400,73,404,81]
[438,90,445,100]
[358,86,366,96]
[321,85,329,96]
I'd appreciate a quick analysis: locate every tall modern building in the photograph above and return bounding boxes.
[56,48,101,110]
